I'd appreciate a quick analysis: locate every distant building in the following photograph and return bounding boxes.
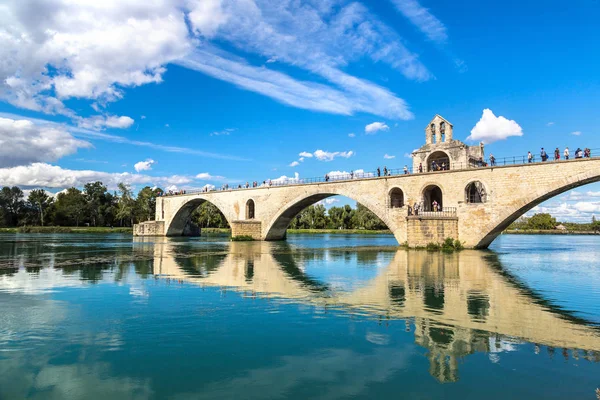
[555,224,567,231]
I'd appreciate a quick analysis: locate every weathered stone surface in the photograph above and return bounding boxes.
[135,115,600,248]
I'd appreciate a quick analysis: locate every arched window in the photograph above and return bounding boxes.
[246,199,255,219]
[427,151,451,172]
[389,188,404,208]
[465,181,487,203]
[423,185,443,211]
[440,121,446,142]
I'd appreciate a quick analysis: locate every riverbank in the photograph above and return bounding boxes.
[503,229,599,235]
[0,226,133,234]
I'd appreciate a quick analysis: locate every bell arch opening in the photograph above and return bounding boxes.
[264,194,392,241]
[465,181,487,203]
[389,188,405,208]
[246,199,255,219]
[166,198,230,236]
[423,185,443,211]
[427,151,450,172]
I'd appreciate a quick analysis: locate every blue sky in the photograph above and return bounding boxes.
[0,0,599,221]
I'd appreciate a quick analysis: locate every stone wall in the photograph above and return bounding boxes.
[406,217,458,247]
[133,221,165,236]
[231,220,262,240]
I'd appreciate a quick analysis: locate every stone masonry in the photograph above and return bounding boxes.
[134,115,600,249]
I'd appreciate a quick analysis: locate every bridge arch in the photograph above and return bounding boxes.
[166,197,231,236]
[475,173,600,248]
[422,184,444,211]
[389,187,405,208]
[264,190,396,241]
[465,181,487,203]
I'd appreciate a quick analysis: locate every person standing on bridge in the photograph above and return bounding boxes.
[528,151,533,163]
[564,147,569,160]
[325,174,329,182]
[383,166,388,176]
[540,148,548,162]
[418,163,423,173]
[377,167,381,177]
[554,148,560,160]
[404,165,409,174]
[489,154,496,166]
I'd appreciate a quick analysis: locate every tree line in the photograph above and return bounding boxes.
[0,183,161,228]
[509,213,600,232]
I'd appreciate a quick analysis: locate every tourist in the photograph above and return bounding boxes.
[540,148,548,162]
[418,163,423,173]
[431,160,437,171]
[554,148,560,160]
[407,204,413,216]
[377,167,381,177]
[441,161,446,170]
[584,148,591,158]
[432,200,438,212]
[350,170,354,179]
[325,174,329,182]
[413,202,419,216]
[403,165,409,174]
[575,148,583,158]
[528,151,533,163]
[383,166,388,176]
[564,147,570,160]
[489,154,496,166]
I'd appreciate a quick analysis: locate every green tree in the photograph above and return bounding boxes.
[191,202,229,228]
[135,186,162,222]
[591,215,600,233]
[0,186,25,226]
[116,183,135,226]
[527,213,557,230]
[83,181,109,227]
[54,188,87,226]
[27,189,53,226]
[352,203,387,230]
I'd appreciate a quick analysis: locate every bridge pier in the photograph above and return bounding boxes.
[231,220,262,240]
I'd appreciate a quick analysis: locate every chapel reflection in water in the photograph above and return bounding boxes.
[146,240,600,383]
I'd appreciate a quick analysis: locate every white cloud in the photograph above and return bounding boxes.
[299,152,313,158]
[327,169,373,180]
[210,128,236,136]
[365,122,390,134]
[547,122,555,126]
[0,0,191,115]
[314,150,354,161]
[571,131,582,136]
[348,133,356,138]
[317,198,340,206]
[0,117,91,167]
[195,172,225,181]
[134,159,156,172]
[0,163,192,190]
[76,115,134,130]
[289,161,300,167]
[467,109,523,144]
[270,172,300,185]
[403,153,413,158]
[384,154,395,159]
[298,157,305,162]
[389,0,448,43]
[141,115,147,120]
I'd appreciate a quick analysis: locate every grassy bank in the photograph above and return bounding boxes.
[287,228,391,235]
[0,226,133,234]
[504,229,599,235]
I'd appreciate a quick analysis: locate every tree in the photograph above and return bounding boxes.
[84,181,109,227]
[116,183,135,226]
[135,186,162,222]
[591,216,600,233]
[0,186,25,226]
[352,203,386,230]
[27,189,53,226]
[527,213,557,230]
[192,202,229,228]
[54,188,87,226]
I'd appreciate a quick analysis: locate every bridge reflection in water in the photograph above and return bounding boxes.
[143,240,600,383]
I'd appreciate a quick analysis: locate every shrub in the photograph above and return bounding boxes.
[426,242,441,251]
[231,235,255,242]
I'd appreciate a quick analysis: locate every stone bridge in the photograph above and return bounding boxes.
[134,115,600,248]
[135,157,600,248]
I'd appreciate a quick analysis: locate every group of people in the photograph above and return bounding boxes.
[536,147,591,162]
[407,200,442,216]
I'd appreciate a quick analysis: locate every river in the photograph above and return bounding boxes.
[0,233,598,399]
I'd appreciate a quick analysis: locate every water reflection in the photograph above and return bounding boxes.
[147,240,600,383]
[0,234,599,397]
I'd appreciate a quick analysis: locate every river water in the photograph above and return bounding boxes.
[0,233,599,399]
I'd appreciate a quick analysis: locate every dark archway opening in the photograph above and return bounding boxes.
[246,199,255,219]
[389,188,404,208]
[423,185,443,212]
[466,181,487,204]
[427,151,450,172]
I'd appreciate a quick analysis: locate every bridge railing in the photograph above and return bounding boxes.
[159,148,600,196]
[408,207,457,218]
